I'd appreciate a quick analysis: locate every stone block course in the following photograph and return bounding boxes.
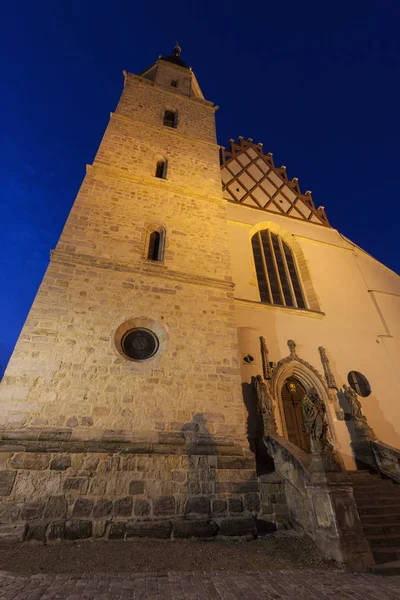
[72,498,93,517]
[20,502,44,520]
[93,499,113,518]
[64,520,92,540]
[10,454,50,470]
[172,518,218,538]
[47,521,64,541]
[25,522,47,542]
[50,455,71,471]
[185,496,210,515]
[112,497,133,517]
[153,496,175,516]
[129,480,145,495]
[63,478,89,494]
[125,520,172,539]
[0,471,16,495]
[218,517,257,537]
[134,499,151,516]
[43,496,68,519]
[0,444,264,543]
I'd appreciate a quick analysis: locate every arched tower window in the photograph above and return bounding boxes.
[155,159,168,179]
[147,228,166,262]
[163,110,177,128]
[251,230,306,309]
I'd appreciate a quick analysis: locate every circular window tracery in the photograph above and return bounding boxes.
[114,317,167,363]
[121,328,159,361]
[347,371,371,397]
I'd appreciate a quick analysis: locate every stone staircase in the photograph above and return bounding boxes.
[349,470,400,574]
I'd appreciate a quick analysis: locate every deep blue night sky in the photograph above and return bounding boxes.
[1,0,400,377]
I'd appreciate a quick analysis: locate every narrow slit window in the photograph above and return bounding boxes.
[171,80,178,88]
[163,110,177,128]
[147,229,165,262]
[155,160,168,179]
[252,230,307,309]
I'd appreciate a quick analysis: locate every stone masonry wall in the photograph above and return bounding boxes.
[0,259,244,435]
[0,63,246,442]
[0,442,260,543]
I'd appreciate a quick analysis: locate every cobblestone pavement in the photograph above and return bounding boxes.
[0,570,399,599]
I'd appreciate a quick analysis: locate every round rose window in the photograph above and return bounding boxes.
[121,328,159,361]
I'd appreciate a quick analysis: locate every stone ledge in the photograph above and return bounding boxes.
[0,431,247,457]
[51,248,234,291]
[0,516,260,544]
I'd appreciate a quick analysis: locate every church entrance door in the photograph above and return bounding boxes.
[281,377,310,453]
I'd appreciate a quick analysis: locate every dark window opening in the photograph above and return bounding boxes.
[147,229,165,262]
[171,80,178,88]
[163,110,177,128]
[148,231,161,261]
[121,328,159,361]
[155,160,168,179]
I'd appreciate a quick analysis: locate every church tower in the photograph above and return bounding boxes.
[0,47,261,543]
[0,45,246,444]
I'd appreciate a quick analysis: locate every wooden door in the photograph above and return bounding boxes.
[281,378,310,453]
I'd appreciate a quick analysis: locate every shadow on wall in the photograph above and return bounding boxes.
[180,413,276,534]
[241,383,275,477]
[337,390,400,459]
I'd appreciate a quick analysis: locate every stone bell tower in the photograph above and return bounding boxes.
[0,45,246,445]
[0,46,261,544]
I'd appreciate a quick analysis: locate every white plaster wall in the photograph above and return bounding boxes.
[227,202,400,462]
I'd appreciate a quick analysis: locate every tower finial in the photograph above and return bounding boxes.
[173,42,181,57]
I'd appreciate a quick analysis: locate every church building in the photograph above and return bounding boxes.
[0,45,399,571]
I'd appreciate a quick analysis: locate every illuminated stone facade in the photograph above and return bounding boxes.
[0,47,399,563]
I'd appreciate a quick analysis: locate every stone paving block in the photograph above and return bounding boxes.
[0,570,399,599]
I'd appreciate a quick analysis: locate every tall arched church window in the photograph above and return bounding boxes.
[251,230,306,309]
[147,228,165,262]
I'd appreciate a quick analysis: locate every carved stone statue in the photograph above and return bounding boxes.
[318,346,337,389]
[252,374,277,434]
[302,387,330,451]
[343,384,376,439]
[260,336,274,380]
[287,339,297,359]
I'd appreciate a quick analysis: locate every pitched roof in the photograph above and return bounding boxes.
[220,137,330,227]
[159,54,190,69]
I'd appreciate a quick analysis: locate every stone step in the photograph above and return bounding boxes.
[354,488,399,497]
[362,523,400,536]
[372,546,400,564]
[352,480,397,489]
[355,493,400,503]
[366,533,400,547]
[361,513,400,525]
[358,505,400,516]
[354,496,400,507]
[369,559,400,575]
[349,472,378,480]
